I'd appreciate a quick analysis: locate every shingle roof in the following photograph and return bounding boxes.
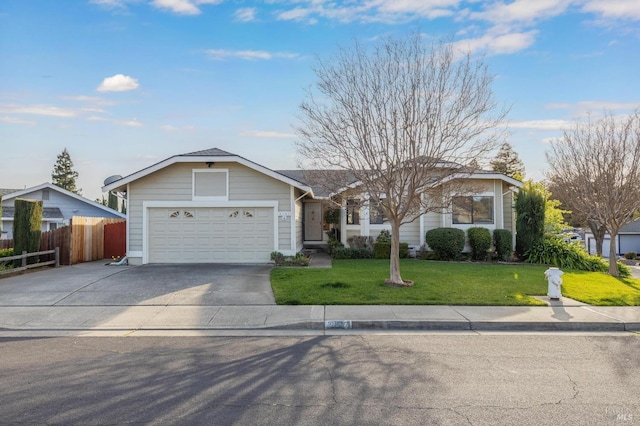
[2,206,64,219]
[182,148,235,157]
[0,188,20,197]
[276,170,359,198]
[620,220,640,234]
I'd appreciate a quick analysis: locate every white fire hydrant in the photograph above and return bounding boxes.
[545,267,564,300]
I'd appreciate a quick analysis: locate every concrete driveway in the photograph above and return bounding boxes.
[0,262,276,306]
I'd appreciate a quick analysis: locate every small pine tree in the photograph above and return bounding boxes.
[13,199,43,265]
[515,187,545,258]
[491,142,525,181]
[51,148,81,195]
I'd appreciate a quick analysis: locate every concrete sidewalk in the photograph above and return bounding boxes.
[1,302,639,335]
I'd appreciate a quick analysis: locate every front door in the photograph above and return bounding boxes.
[304,202,323,241]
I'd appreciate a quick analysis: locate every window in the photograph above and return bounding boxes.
[193,169,228,200]
[452,196,494,224]
[369,204,386,224]
[346,199,360,225]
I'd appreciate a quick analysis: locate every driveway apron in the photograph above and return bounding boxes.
[0,262,275,306]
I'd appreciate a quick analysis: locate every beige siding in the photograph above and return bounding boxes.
[295,197,303,251]
[399,220,420,245]
[128,162,293,258]
[503,185,514,233]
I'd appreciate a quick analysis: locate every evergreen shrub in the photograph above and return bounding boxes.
[425,228,465,260]
[467,227,491,261]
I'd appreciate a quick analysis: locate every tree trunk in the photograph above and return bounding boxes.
[587,220,606,257]
[387,220,404,285]
[608,231,619,277]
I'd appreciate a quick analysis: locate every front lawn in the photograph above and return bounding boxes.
[270,259,640,306]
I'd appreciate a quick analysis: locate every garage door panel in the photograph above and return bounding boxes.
[148,207,274,263]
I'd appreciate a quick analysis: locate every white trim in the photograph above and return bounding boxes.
[128,250,143,258]
[142,200,279,264]
[290,186,296,252]
[102,154,313,196]
[192,168,229,201]
[126,183,131,257]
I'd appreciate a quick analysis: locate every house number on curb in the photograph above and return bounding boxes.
[325,320,353,329]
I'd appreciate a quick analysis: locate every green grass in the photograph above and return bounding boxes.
[270,259,640,306]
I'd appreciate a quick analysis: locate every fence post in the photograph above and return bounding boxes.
[22,251,27,268]
[55,247,60,267]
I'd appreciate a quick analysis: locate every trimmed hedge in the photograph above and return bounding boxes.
[425,228,465,260]
[332,247,373,259]
[493,229,513,261]
[372,242,410,259]
[376,230,391,243]
[467,227,491,261]
[13,199,43,265]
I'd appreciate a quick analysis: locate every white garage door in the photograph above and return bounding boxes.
[148,207,274,263]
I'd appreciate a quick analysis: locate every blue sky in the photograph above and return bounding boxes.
[1,0,639,201]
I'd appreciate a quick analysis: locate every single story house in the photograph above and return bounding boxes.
[1,183,125,239]
[102,148,522,265]
[585,219,640,257]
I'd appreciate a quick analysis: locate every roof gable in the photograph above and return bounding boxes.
[102,148,313,195]
[2,183,125,218]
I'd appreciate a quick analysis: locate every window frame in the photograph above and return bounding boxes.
[452,195,494,225]
[192,168,229,201]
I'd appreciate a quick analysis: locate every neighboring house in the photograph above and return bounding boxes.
[585,220,640,257]
[1,183,125,239]
[102,147,522,265]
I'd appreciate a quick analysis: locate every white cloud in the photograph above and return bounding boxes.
[471,0,573,25]
[0,103,77,117]
[160,124,196,131]
[0,116,36,125]
[206,49,299,61]
[240,130,296,139]
[455,30,537,55]
[97,74,139,92]
[234,7,257,22]
[150,0,222,16]
[62,95,115,106]
[275,0,461,24]
[582,0,640,20]
[88,116,143,127]
[508,119,572,130]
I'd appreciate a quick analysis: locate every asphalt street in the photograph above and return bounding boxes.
[1,334,639,425]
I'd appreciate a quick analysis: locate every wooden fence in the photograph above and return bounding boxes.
[0,216,125,265]
[0,248,60,276]
[70,216,125,264]
[104,221,126,260]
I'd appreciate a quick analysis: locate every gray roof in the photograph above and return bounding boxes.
[0,188,20,197]
[182,148,235,157]
[620,220,640,234]
[276,170,359,198]
[2,206,64,219]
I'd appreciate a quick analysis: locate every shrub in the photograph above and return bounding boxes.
[624,251,637,260]
[328,238,344,254]
[373,242,390,259]
[493,229,513,261]
[331,247,372,259]
[271,251,311,266]
[0,248,13,258]
[526,235,630,277]
[425,228,465,260]
[13,198,43,265]
[399,242,409,258]
[347,235,374,250]
[515,188,545,258]
[467,227,491,261]
[376,229,391,243]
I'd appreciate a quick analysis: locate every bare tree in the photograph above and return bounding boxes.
[546,111,640,276]
[296,34,506,285]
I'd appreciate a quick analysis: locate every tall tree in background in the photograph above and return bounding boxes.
[490,142,525,180]
[52,148,81,195]
[296,33,506,285]
[515,184,545,258]
[546,111,640,276]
